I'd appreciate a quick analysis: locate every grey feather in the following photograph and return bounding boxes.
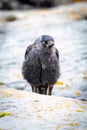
[22,35,60,95]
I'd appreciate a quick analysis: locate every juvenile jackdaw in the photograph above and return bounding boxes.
[22,35,60,95]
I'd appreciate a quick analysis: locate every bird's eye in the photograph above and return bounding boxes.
[45,41,48,44]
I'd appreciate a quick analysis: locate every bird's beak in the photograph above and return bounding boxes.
[48,41,54,48]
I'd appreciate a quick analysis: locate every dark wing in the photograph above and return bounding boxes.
[25,44,33,59]
[55,48,59,60]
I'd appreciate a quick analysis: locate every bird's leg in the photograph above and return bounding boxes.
[39,86,48,95]
[43,87,48,95]
[35,87,39,93]
[31,85,35,92]
[30,84,36,92]
[31,85,39,93]
[48,86,53,95]
[39,87,44,95]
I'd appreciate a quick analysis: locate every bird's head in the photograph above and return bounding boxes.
[34,35,55,49]
[41,35,55,49]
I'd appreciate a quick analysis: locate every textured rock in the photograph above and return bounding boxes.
[0,86,87,130]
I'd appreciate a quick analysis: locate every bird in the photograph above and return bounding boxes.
[22,35,60,95]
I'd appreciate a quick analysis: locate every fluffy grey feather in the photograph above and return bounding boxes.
[22,35,60,95]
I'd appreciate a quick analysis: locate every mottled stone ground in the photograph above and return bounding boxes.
[0,86,87,130]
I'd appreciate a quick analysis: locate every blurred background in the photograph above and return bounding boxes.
[0,0,87,10]
[0,0,87,100]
